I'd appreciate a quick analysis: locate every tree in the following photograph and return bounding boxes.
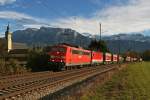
[26,47,50,72]
[88,40,109,52]
[0,38,7,55]
[142,50,150,61]
[124,51,140,58]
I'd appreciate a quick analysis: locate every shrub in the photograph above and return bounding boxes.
[26,49,50,72]
[0,59,28,75]
[142,50,150,61]
[0,59,6,75]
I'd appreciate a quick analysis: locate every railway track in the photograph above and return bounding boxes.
[0,64,118,100]
[0,70,82,90]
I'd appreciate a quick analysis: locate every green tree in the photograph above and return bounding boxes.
[124,51,140,58]
[88,40,109,52]
[26,48,50,72]
[0,38,7,56]
[142,50,150,61]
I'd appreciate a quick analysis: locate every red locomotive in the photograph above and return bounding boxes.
[48,44,91,70]
[47,44,138,71]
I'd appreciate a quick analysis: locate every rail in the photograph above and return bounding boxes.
[0,64,118,100]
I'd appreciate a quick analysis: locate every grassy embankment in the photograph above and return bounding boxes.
[81,62,150,100]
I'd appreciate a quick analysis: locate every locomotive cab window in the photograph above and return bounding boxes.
[51,47,66,52]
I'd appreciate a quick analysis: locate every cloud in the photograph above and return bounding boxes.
[52,0,150,35]
[1,0,150,36]
[0,11,34,20]
[0,0,16,5]
[0,11,51,29]
[23,24,51,29]
[52,17,99,34]
[89,0,128,7]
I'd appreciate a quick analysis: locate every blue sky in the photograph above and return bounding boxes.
[0,0,150,37]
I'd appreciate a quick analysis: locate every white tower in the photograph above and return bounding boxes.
[5,24,12,52]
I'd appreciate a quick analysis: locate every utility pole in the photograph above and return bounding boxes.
[119,36,120,56]
[118,35,121,67]
[99,23,102,41]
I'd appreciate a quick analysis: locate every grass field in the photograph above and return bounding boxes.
[81,62,150,100]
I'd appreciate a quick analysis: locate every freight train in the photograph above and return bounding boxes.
[47,44,139,71]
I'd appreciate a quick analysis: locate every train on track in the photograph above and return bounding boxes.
[47,44,141,71]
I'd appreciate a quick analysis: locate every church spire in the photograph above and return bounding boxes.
[6,23,9,32]
[5,23,12,52]
[5,22,10,40]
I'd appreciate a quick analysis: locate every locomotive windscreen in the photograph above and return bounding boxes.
[51,47,66,52]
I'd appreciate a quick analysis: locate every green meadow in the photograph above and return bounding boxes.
[81,62,150,100]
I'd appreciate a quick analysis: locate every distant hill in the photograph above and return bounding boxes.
[13,27,150,53]
[103,34,150,53]
[103,33,150,42]
[13,27,91,48]
[106,40,150,53]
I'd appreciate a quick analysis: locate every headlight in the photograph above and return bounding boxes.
[50,56,55,58]
[61,56,65,59]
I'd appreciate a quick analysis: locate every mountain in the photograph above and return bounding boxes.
[103,34,150,53]
[13,27,91,48]
[103,33,150,42]
[106,40,150,53]
[12,27,150,53]
[81,33,95,38]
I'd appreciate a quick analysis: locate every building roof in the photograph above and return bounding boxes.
[13,42,28,50]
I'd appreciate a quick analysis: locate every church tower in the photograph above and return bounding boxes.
[5,23,12,52]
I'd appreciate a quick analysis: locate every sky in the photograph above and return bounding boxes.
[0,0,150,37]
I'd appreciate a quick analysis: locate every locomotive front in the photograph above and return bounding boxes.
[48,45,67,71]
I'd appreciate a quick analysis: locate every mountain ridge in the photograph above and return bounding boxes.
[12,27,150,53]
